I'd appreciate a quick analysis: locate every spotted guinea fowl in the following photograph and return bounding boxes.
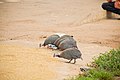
[58,37,77,51]
[41,34,60,47]
[54,35,73,47]
[53,48,83,64]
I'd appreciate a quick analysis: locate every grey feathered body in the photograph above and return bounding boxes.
[58,37,77,50]
[54,35,73,47]
[43,34,60,46]
[60,48,82,60]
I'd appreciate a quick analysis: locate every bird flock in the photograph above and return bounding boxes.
[40,33,83,64]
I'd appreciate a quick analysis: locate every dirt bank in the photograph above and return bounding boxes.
[0,40,111,80]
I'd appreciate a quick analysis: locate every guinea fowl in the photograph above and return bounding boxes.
[58,37,77,51]
[53,35,73,47]
[41,34,60,47]
[53,48,83,64]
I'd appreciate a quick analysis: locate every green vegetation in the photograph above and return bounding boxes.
[69,48,120,80]
[86,69,114,80]
[92,48,120,76]
[68,76,96,80]
[69,69,114,80]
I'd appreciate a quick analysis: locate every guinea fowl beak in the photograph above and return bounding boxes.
[53,53,56,57]
[39,43,41,47]
[80,57,83,60]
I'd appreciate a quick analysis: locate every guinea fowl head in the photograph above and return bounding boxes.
[53,53,61,57]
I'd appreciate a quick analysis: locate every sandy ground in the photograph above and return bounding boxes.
[0,0,120,80]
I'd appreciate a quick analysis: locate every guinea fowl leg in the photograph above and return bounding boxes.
[68,59,73,63]
[73,59,76,64]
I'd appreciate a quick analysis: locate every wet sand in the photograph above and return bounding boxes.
[0,0,120,80]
